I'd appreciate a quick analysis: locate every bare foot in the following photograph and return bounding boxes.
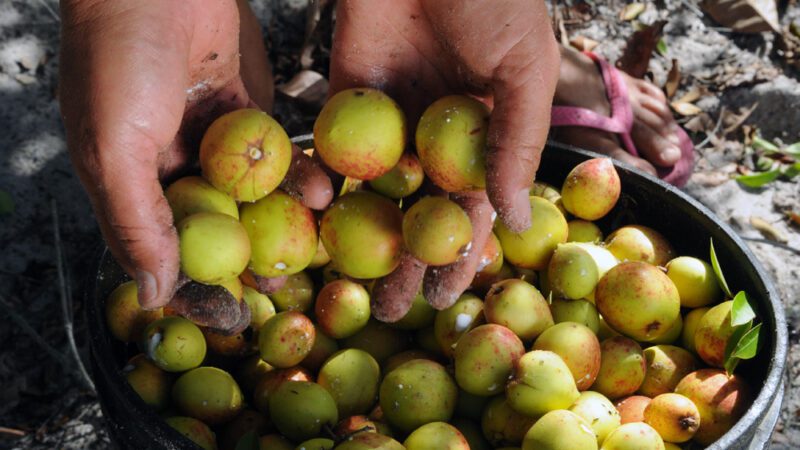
[552,46,683,177]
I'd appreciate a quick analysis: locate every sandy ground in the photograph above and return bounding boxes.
[0,0,798,449]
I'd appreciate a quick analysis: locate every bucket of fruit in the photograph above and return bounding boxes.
[87,89,787,450]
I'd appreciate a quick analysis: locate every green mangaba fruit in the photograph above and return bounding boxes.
[560,157,620,221]
[600,422,665,450]
[533,322,601,391]
[178,212,250,284]
[320,191,403,279]
[666,256,721,307]
[639,345,697,397]
[315,279,371,339]
[495,196,568,270]
[172,367,243,425]
[124,354,171,411]
[314,88,406,180]
[318,349,381,418]
[368,152,425,199]
[218,409,270,450]
[550,299,600,334]
[270,271,315,312]
[472,262,516,293]
[252,366,313,414]
[379,359,457,433]
[681,307,710,354]
[165,175,239,223]
[604,225,675,267]
[434,293,485,358]
[484,279,554,342]
[165,416,217,450]
[591,337,645,400]
[308,238,332,269]
[199,108,292,202]
[506,350,580,417]
[258,311,316,368]
[402,196,473,266]
[242,286,276,329]
[595,262,680,341]
[296,438,334,450]
[390,291,436,330]
[694,300,735,368]
[334,433,404,450]
[522,410,598,450]
[450,417,491,450]
[300,326,339,372]
[142,316,206,372]
[235,355,274,393]
[530,181,565,213]
[454,324,525,396]
[597,315,622,341]
[569,391,622,445]
[240,190,317,277]
[106,281,163,343]
[568,220,604,243]
[416,95,489,191]
[341,319,409,365]
[615,395,652,424]
[481,396,536,447]
[202,329,248,359]
[643,393,701,443]
[475,232,504,276]
[547,242,617,300]
[270,381,339,442]
[259,434,294,449]
[383,350,435,374]
[404,422,470,450]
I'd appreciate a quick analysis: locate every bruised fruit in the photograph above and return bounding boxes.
[615,396,652,424]
[604,225,675,266]
[178,212,251,285]
[666,256,721,307]
[681,307,710,355]
[403,196,473,266]
[333,415,378,439]
[318,349,381,417]
[240,190,318,277]
[106,281,163,342]
[320,191,403,279]
[568,220,604,243]
[454,324,525,396]
[314,88,406,180]
[416,95,489,191]
[334,433,404,450]
[315,279,371,339]
[404,422,470,450]
[645,313,682,345]
[165,176,239,223]
[296,438,334,450]
[495,196,568,269]
[259,434,293,450]
[550,299,600,334]
[560,157,620,221]
[218,409,270,450]
[533,322,601,390]
[199,108,292,202]
[270,271,315,312]
[258,311,316,368]
[242,286,276,329]
[547,242,617,300]
[270,381,339,442]
[481,396,536,447]
[252,366,314,413]
[506,350,580,417]
[301,326,339,372]
[694,300,735,368]
[341,319,409,364]
[522,409,598,450]
[172,367,243,425]
[591,337,645,400]
[124,354,171,411]
[379,359,457,432]
[368,152,425,199]
[142,316,206,372]
[569,391,622,445]
[484,279,553,341]
[644,393,700,443]
[595,262,680,341]
[390,292,436,330]
[639,345,697,397]
[599,422,664,450]
[165,416,217,450]
[434,293,485,357]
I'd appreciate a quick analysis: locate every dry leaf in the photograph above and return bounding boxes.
[621,3,647,21]
[671,102,703,116]
[788,212,800,227]
[702,0,779,33]
[722,103,759,135]
[690,171,732,186]
[675,86,705,104]
[276,69,329,108]
[684,112,714,133]
[569,36,599,52]
[750,216,788,243]
[664,59,680,99]
[617,21,667,78]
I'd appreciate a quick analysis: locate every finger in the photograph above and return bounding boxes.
[423,191,494,309]
[371,251,428,323]
[631,120,682,167]
[241,269,288,295]
[280,145,334,210]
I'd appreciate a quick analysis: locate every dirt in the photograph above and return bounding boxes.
[0,0,797,449]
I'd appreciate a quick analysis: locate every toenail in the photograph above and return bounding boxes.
[663,146,680,163]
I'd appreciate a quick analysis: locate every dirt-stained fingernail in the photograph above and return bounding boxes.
[136,269,158,309]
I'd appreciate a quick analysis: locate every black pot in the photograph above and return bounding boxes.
[86,138,788,449]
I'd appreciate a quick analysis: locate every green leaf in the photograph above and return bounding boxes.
[731,291,756,327]
[735,169,781,188]
[731,323,762,360]
[656,39,668,56]
[723,321,751,375]
[785,142,800,158]
[709,238,732,298]
[782,162,800,179]
[235,431,259,450]
[751,135,780,154]
[0,190,13,215]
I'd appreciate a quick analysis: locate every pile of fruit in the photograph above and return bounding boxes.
[105,88,756,450]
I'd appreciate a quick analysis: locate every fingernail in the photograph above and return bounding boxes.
[663,146,681,163]
[136,269,158,308]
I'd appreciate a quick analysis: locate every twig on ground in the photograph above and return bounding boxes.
[680,0,705,18]
[0,426,26,437]
[742,236,800,256]
[0,295,71,368]
[34,0,60,22]
[696,106,726,150]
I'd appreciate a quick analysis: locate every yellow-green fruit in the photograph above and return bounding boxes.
[404,422,470,450]
[318,349,381,417]
[416,95,489,191]
[314,88,406,180]
[454,324,525,396]
[165,176,239,223]
[645,313,682,345]
[341,319,409,364]
[451,417,491,450]
[639,345,697,397]
[270,381,339,442]
[258,311,316,368]
[218,276,244,301]
[600,422,664,450]
[434,293,485,357]
[142,316,206,372]
[548,242,617,300]
[301,326,340,372]
[604,225,675,266]
[506,350,580,417]
[240,190,318,277]
[403,196,473,266]
[270,271,315,312]
[568,220,604,243]
[391,292,436,330]
[203,329,249,359]
[315,279,371,339]
[369,152,425,198]
[597,315,622,340]
[591,337,645,400]
[308,239,332,269]
[484,279,553,341]
[296,438,334,450]
[476,232,504,276]
[165,416,218,450]
[531,181,563,206]
[379,359,457,433]
[236,355,274,393]
[106,281,163,342]
[663,443,682,450]
[665,257,721,307]
[681,307,710,354]
[550,299,600,334]
[615,396,652,424]
[481,396,536,447]
[561,157,621,221]
[522,410,598,450]
[242,286,276,329]
[495,196,568,270]
[172,367,243,425]
[694,301,735,368]
[569,391,622,445]
[218,409,270,450]
[199,108,292,202]
[643,393,700,443]
[384,350,435,374]
[252,366,314,414]
[334,433,404,450]
[533,322,601,391]
[320,191,403,279]
[595,262,680,341]
[124,354,171,411]
[178,212,251,284]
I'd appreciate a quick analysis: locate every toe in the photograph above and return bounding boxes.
[631,119,681,167]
